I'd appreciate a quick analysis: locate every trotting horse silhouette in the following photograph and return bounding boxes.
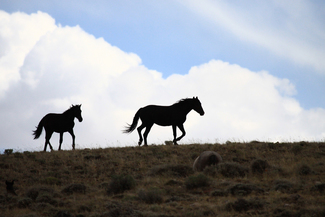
[123,97,205,146]
[33,104,83,151]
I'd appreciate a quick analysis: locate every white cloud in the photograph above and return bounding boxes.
[179,0,325,74]
[0,10,56,98]
[0,11,324,151]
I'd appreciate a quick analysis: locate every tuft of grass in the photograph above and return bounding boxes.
[296,164,313,176]
[61,183,86,195]
[107,174,136,195]
[225,198,265,212]
[185,173,209,189]
[138,188,163,204]
[251,159,269,174]
[4,149,13,155]
[217,162,249,178]
[148,164,193,177]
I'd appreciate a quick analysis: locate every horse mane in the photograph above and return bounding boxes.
[63,104,78,114]
[172,98,193,106]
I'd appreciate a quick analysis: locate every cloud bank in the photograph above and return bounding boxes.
[0,11,324,151]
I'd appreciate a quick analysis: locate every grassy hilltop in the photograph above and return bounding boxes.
[1,141,325,217]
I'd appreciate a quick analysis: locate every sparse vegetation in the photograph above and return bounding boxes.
[1,141,325,216]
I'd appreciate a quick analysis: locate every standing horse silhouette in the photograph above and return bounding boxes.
[123,97,205,146]
[33,104,83,151]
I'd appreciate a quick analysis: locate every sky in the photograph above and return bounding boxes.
[0,0,324,152]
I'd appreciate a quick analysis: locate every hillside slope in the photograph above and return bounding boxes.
[1,142,325,216]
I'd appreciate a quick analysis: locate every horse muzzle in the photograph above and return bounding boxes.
[78,117,83,122]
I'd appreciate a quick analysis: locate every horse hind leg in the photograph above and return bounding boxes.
[44,130,54,152]
[143,124,153,146]
[137,124,145,146]
[175,124,186,145]
[172,125,178,145]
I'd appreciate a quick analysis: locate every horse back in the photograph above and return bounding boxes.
[42,113,75,132]
[140,105,185,126]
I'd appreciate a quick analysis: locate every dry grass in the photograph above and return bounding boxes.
[1,141,325,217]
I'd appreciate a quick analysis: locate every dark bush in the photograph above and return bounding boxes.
[228,183,264,196]
[291,144,303,155]
[273,180,294,193]
[61,183,86,195]
[218,162,249,178]
[18,198,33,208]
[210,190,228,197]
[107,174,135,194]
[251,159,269,174]
[138,188,163,204]
[185,174,209,189]
[4,149,13,155]
[296,164,312,176]
[25,187,54,200]
[225,198,264,212]
[148,164,193,177]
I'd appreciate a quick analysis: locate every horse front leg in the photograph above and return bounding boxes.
[58,132,63,151]
[172,125,178,145]
[68,129,76,150]
[175,124,186,144]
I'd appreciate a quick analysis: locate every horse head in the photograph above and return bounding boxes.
[72,104,83,122]
[192,97,205,116]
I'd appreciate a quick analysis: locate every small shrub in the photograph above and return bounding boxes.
[291,144,303,155]
[36,194,58,206]
[14,152,23,158]
[225,198,265,212]
[54,210,73,217]
[43,177,61,186]
[61,183,86,195]
[311,183,325,193]
[185,174,209,189]
[25,187,54,200]
[18,197,33,208]
[4,149,13,155]
[251,159,269,174]
[218,162,249,178]
[228,184,264,196]
[138,188,163,204]
[107,174,135,194]
[210,189,228,197]
[148,164,193,177]
[296,164,312,176]
[273,180,294,193]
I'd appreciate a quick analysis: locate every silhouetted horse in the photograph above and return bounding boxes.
[123,97,205,146]
[33,104,83,151]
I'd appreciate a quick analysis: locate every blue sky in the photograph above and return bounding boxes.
[2,0,325,108]
[0,0,324,151]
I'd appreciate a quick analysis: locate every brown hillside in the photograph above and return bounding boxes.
[1,142,325,217]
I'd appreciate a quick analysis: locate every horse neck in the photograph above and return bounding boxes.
[174,102,193,115]
[63,110,76,120]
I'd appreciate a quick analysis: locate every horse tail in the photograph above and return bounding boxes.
[33,118,44,139]
[123,109,141,133]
